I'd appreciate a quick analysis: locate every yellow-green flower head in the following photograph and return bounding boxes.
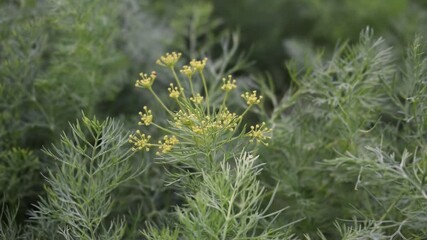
[190,93,204,104]
[191,125,204,134]
[129,130,151,151]
[138,106,153,126]
[180,65,196,78]
[135,71,157,88]
[241,90,263,105]
[247,122,271,145]
[168,83,181,99]
[157,135,179,155]
[156,52,182,67]
[221,75,237,92]
[190,58,208,71]
[217,108,239,131]
[174,110,196,127]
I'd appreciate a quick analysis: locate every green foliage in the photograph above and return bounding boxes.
[0,0,171,229]
[260,29,427,238]
[144,153,294,240]
[0,148,40,204]
[2,1,427,239]
[30,115,141,239]
[0,206,25,240]
[128,52,292,239]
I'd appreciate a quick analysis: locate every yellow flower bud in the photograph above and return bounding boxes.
[156,52,182,67]
[221,75,237,92]
[180,65,196,78]
[135,71,157,88]
[168,83,181,99]
[138,106,153,126]
[128,130,152,151]
[190,58,208,71]
[190,94,204,104]
[247,122,271,145]
[241,90,263,105]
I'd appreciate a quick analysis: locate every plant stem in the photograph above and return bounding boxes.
[200,70,210,115]
[148,88,174,116]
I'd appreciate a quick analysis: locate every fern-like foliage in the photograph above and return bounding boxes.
[260,29,427,238]
[29,116,143,239]
[144,152,295,240]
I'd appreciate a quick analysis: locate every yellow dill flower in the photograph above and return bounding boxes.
[156,52,182,67]
[168,83,181,99]
[138,106,153,126]
[217,108,239,131]
[247,122,271,145]
[221,75,237,91]
[190,58,208,71]
[180,65,196,78]
[129,130,151,151]
[191,125,204,134]
[157,135,179,154]
[190,94,204,104]
[135,71,157,88]
[174,110,189,127]
[241,90,263,105]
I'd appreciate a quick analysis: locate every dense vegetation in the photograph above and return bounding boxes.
[1,0,427,239]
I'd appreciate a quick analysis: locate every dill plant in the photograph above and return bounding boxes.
[259,28,427,238]
[130,52,293,239]
[28,116,143,239]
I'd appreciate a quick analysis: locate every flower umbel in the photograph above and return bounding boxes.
[180,65,196,78]
[135,71,157,88]
[221,75,237,92]
[168,83,181,99]
[241,91,263,105]
[174,110,197,128]
[156,52,182,67]
[138,106,153,126]
[129,130,151,151]
[217,108,240,131]
[190,94,204,104]
[247,122,271,145]
[132,51,272,155]
[157,135,179,154]
[190,58,208,71]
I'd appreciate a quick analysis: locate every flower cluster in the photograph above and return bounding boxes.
[190,94,203,104]
[130,52,270,155]
[242,91,263,105]
[180,65,196,78]
[217,108,240,131]
[135,71,157,89]
[221,75,237,92]
[157,135,179,155]
[129,130,151,151]
[247,122,271,145]
[156,52,182,67]
[190,58,208,71]
[168,83,181,99]
[138,106,153,126]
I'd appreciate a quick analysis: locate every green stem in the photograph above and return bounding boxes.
[222,187,236,240]
[240,105,252,121]
[200,70,210,115]
[171,67,187,100]
[221,92,229,111]
[148,88,173,116]
[235,105,253,129]
[188,77,196,97]
[171,67,183,89]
